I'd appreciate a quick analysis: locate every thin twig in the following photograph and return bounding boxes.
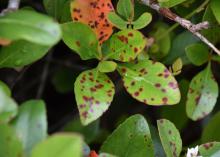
[36,53,52,99]
[0,0,20,16]
[139,0,220,55]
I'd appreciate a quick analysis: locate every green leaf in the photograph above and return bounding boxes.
[157,119,182,157]
[164,31,199,65]
[97,61,117,73]
[211,0,220,24]
[117,0,134,20]
[107,12,128,30]
[202,5,220,44]
[185,43,209,66]
[0,10,61,46]
[202,112,220,143]
[107,29,147,62]
[160,80,189,130]
[212,55,220,63]
[0,87,17,123]
[159,0,187,8]
[101,114,154,157]
[0,124,23,157]
[0,80,11,97]
[0,40,50,68]
[31,134,83,157]
[186,63,219,121]
[149,22,171,60]
[62,117,99,144]
[43,0,72,23]
[199,142,220,156]
[117,60,181,105]
[52,68,77,93]
[74,69,115,125]
[12,100,47,155]
[132,12,152,30]
[62,22,100,60]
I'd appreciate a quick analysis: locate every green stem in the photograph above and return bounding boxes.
[157,0,210,41]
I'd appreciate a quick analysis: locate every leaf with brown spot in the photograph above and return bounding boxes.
[199,142,220,156]
[74,69,115,125]
[107,29,147,62]
[117,60,180,105]
[71,0,114,44]
[186,63,219,121]
[157,119,182,157]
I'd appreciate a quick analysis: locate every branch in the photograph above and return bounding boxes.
[36,53,52,99]
[0,0,20,16]
[139,0,220,55]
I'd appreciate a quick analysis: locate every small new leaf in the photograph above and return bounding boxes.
[98,61,117,73]
[132,12,152,30]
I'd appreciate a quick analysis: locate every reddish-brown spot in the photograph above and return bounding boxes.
[139,88,143,92]
[121,68,127,73]
[155,83,161,88]
[131,81,135,86]
[76,41,81,47]
[134,47,138,53]
[117,35,128,44]
[90,87,96,92]
[134,92,139,96]
[162,97,168,104]
[81,111,88,118]
[128,32,133,37]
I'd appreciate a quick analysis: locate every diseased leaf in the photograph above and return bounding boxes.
[0,124,23,157]
[108,12,127,30]
[62,22,100,60]
[101,114,154,157]
[117,60,180,105]
[12,100,47,156]
[74,69,115,125]
[202,112,220,143]
[0,40,50,68]
[132,12,152,30]
[0,10,61,46]
[160,80,189,130]
[31,134,83,157]
[71,0,114,44]
[199,142,220,156]
[185,43,209,66]
[107,29,147,62]
[117,0,134,20]
[186,63,218,121]
[157,119,182,157]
